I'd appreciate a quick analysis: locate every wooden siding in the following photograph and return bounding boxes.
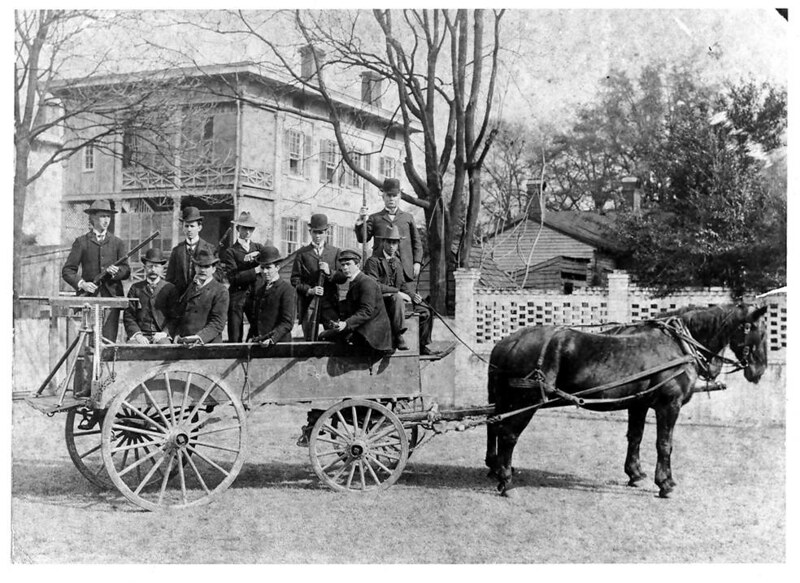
[490,221,596,274]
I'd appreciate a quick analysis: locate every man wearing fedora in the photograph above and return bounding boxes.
[363,225,434,353]
[319,248,393,353]
[246,245,296,345]
[220,211,265,342]
[291,213,342,340]
[62,199,131,342]
[123,248,179,345]
[166,206,217,297]
[355,178,423,284]
[170,248,229,345]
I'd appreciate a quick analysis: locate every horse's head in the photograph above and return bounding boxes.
[729,304,769,383]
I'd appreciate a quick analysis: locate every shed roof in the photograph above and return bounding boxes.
[495,210,622,252]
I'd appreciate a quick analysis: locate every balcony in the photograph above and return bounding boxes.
[122,164,273,192]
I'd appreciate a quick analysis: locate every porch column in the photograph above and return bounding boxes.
[607,270,631,324]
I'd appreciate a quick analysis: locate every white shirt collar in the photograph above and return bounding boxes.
[238,238,250,251]
[185,238,199,246]
[92,229,107,239]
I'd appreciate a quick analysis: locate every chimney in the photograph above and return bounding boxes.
[620,176,641,214]
[299,45,326,81]
[360,71,383,107]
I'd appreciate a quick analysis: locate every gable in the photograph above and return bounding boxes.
[489,221,597,274]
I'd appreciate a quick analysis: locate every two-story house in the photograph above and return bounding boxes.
[55,59,418,284]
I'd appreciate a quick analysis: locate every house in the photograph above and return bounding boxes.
[52,59,419,287]
[485,210,621,292]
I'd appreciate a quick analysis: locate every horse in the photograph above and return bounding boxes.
[484,303,769,498]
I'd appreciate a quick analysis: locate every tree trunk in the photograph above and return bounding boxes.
[13,136,30,318]
[424,195,448,314]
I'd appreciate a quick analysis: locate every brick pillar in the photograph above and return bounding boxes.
[607,270,631,324]
[453,268,482,406]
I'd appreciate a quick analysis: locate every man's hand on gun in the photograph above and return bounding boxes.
[177,335,203,347]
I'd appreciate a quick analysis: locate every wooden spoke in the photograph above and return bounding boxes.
[65,408,113,489]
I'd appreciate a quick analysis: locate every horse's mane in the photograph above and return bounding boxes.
[651,303,742,347]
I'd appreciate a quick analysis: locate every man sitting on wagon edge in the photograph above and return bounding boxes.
[246,245,296,346]
[123,248,179,345]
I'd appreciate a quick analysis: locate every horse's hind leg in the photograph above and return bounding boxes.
[494,410,536,497]
[624,404,648,486]
[485,371,500,478]
[654,400,681,498]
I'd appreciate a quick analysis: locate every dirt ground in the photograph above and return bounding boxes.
[11,401,785,564]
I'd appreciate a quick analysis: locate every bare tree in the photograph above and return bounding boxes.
[196,9,505,313]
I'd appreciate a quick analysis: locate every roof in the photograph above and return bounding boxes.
[494,210,622,252]
[468,247,516,288]
[51,61,421,133]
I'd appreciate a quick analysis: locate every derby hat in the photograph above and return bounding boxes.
[84,200,117,215]
[233,211,258,229]
[308,213,330,231]
[381,178,401,195]
[376,224,404,240]
[180,206,203,223]
[190,248,219,266]
[338,248,362,263]
[141,248,167,264]
[257,245,284,265]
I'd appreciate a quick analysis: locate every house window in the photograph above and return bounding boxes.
[83,143,95,171]
[122,130,136,168]
[380,156,397,179]
[284,129,307,177]
[319,139,339,184]
[347,151,368,189]
[281,216,300,255]
[331,223,357,251]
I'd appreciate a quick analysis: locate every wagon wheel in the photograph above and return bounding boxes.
[65,406,113,489]
[309,399,409,492]
[101,369,248,511]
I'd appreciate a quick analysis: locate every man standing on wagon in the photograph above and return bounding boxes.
[220,211,264,342]
[166,206,217,297]
[170,248,229,345]
[123,248,178,344]
[62,199,131,343]
[354,178,423,285]
[291,213,342,340]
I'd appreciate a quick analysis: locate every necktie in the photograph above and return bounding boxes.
[147,283,155,295]
[96,234,105,243]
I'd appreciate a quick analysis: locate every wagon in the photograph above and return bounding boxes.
[25,297,472,511]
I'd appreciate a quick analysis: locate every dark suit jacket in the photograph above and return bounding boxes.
[171,279,229,344]
[220,240,264,297]
[354,209,423,282]
[363,254,410,295]
[247,277,296,343]
[62,231,131,296]
[166,238,217,296]
[123,279,179,338]
[290,243,341,318]
[341,271,393,352]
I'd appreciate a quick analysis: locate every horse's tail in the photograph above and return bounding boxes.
[486,346,505,472]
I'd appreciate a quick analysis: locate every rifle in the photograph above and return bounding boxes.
[306,269,325,341]
[79,231,160,296]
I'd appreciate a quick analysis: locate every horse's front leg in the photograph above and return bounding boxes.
[654,399,681,498]
[494,410,536,497]
[625,404,648,486]
[485,422,499,479]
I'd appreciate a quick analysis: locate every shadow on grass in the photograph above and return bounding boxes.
[13,455,653,509]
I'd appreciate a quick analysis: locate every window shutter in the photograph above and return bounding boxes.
[304,133,312,179]
[319,139,327,182]
[283,131,291,175]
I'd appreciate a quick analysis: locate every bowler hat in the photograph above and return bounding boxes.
[376,225,404,240]
[308,213,330,231]
[141,248,167,264]
[190,248,219,267]
[381,178,401,195]
[338,248,362,263]
[233,211,258,229]
[181,206,203,223]
[84,200,117,215]
[257,245,284,265]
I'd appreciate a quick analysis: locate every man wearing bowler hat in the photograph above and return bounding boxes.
[123,248,179,345]
[62,199,131,342]
[246,245,296,346]
[166,206,217,297]
[363,224,434,353]
[355,178,423,284]
[220,211,264,342]
[170,248,229,345]
[291,213,342,340]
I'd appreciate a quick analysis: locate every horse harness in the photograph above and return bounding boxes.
[491,319,710,424]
